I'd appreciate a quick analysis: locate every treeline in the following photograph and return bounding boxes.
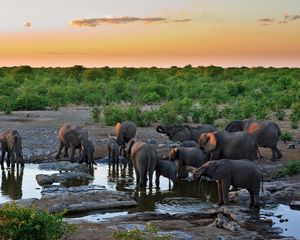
[0,65,300,126]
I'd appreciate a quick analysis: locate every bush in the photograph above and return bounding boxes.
[0,203,74,240]
[281,131,293,142]
[276,160,300,178]
[111,223,170,240]
[90,106,100,123]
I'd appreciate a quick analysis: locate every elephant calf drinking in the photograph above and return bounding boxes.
[193,159,263,208]
[155,159,178,187]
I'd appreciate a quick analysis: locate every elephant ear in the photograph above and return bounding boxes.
[169,147,178,161]
[225,120,243,132]
[204,133,217,153]
[198,133,208,147]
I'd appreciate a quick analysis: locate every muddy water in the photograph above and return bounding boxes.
[1,162,300,239]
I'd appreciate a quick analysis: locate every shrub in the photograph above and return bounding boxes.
[111,223,170,240]
[274,107,286,121]
[90,106,100,123]
[0,203,74,240]
[281,131,293,142]
[276,160,300,178]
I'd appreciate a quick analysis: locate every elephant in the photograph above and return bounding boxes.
[115,121,137,157]
[125,138,157,188]
[178,140,198,148]
[169,147,206,178]
[79,140,95,166]
[156,124,217,142]
[0,129,24,170]
[198,131,258,161]
[193,159,263,208]
[225,119,282,161]
[55,124,92,163]
[155,159,178,187]
[107,136,119,163]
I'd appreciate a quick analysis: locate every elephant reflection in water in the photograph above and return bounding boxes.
[1,168,23,200]
[108,161,134,191]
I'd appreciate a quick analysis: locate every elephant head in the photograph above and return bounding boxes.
[80,140,95,165]
[193,160,225,181]
[156,124,178,139]
[225,120,244,132]
[198,132,217,153]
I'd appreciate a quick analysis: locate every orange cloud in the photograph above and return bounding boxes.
[69,16,191,27]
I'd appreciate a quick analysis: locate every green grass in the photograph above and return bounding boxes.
[0,203,74,240]
[276,160,300,178]
[281,131,293,142]
[111,223,170,240]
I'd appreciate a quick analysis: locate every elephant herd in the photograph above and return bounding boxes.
[0,118,283,208]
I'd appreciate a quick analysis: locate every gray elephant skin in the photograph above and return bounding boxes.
[156,124,217,142]
[126,139,157,188]
[193,159,263,208]
[0,129,24,170]
[178,140,198,148]
[169,147,206,178]
[225,119,282,161]
[55,124,92,163]
[107,136,119,163]
[115,121,137,156]
[199,131,258,161]
[79,140,95,166]
[155,159,178,187]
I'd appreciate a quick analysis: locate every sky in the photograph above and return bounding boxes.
[0,0,299,67]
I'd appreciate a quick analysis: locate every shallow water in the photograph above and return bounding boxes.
[0,162,300,239]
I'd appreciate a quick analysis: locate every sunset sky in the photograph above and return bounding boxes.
[0,0,299,67]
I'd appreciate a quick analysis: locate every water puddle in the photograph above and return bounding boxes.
[1,162,300,239]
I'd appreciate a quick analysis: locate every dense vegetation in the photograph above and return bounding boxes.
[276,160,300,178]
[0,65,299,126]
[0,203,73,240]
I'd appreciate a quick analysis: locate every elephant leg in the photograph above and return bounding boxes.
[155,171,160,187]
[1,150,5,168]
[276,147,283,159]
[10,151,15,170]
[64,146,69,158]
[70,146,75,163]
[138,166,146,188]
[248,190,254,208]
[148,168,154,188]
[7,151,11,168]
[134,168,140,188]
[55,141,64,159]
[253,189,261,208]
[217,181,224,205]
[108,149,111,159]
[222,178,231,205]
[271,147,277,161]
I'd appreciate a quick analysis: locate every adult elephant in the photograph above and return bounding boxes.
[0,129,24,170]
[156,124,217,142]
[125,138,157,188]
[225,119,282,161]
[115,121,137,156]
[193,159,263,208]
[198,131,257,161]
[55,124,93,163]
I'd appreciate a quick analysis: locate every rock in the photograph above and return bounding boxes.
[290,201,300,210]
[38,161,90,172]
[147,139,158,145]
[213,213,239,232]
[288,144,296,149]
[0,198,39,208]
[229,188,276,205]
[37,185,137,213]
[158,230,193,240]
[36,172,94,186]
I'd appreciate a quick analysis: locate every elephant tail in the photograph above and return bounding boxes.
[261,174,264,193]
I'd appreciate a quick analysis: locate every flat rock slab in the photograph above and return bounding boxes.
[36,172,94,185]
[1,185,137,214]
[38,161,90,172]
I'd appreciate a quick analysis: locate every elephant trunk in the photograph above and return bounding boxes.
[192,167,206,180]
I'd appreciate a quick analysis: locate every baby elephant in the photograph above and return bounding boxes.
[126,139,157,188]
[193,159,263,208]
[169,147,206,178]
[79,140,95,166]
[155,159,178,187]
[107,136,119,163]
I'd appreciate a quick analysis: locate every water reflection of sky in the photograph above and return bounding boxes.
[1,162,300,239]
